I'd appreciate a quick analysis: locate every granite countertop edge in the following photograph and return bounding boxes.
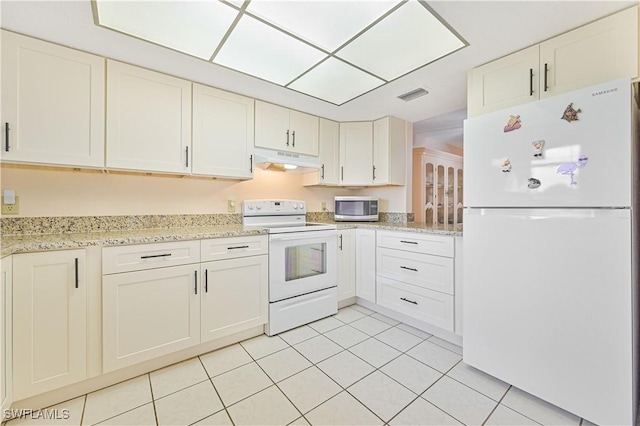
[1,222,462,257]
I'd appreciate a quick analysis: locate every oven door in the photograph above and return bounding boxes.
[268,230,337,302]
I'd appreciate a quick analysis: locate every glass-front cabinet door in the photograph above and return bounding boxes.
[424,162,434,224]
[457,169,464,224]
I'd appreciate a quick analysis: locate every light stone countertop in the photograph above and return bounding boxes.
[1,222,462,257]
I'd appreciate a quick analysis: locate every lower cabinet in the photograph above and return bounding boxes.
[355,229,376,303]
[1,256,12,412]
[201,255,268,342]
[102,236,269,373]
[12,250,87,400]
[376,231,456,333]
[102,264,201,372]
[337,230,356,302]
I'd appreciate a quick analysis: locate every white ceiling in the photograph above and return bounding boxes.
[1,1,636,129]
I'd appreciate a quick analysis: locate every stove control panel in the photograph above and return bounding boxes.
[242,199,306,216]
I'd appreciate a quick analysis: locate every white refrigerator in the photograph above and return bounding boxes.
[463,78,638,425]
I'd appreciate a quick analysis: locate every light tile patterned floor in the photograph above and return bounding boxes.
[6,305,591,426]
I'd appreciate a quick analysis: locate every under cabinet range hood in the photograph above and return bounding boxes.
[253,147,321,173]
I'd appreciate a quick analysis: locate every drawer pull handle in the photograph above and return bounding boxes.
[140,253,172,259]
[400,240,418,245]
[228,245,249,250]
[74,258,79,289]
[195,270,198,295]
[205,269,208,293]
[401,297,418,305]
[400,266,418,272]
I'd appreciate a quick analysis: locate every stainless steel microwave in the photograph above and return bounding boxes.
[334,196,379,221]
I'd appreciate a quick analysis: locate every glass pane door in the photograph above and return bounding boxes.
[457,168,464,224]
[425,162,434,224]
[437,164,445,224]
[447,166,455,225]
[285,243,326,281]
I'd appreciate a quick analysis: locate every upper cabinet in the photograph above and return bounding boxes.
[302,118,340,186]
[339,117,406,186]
[106,60,192,174]
[468,6,639,117]
[192,84,254,179]
[255,101,319,156]
[339,121,373,186]
[1,30,105,168]
[373,116,406,186]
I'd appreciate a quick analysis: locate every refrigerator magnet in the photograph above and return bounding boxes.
[503,115,521,132]
[557,155,588,185]
[561,103,581,122]
[532,140,545,157]
[527,178,541,189]
[501,159,512,172]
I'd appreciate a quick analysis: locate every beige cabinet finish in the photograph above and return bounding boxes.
[192,84,254,179]
[303,118,340,186]
[355,229,376,303]
[200,255,268,342]
[102,264,200,372]
[106,60,192,173]
[468,6,639,116]
[539,6,638,98]
[1,256,12,412]
[413,149,463,226]
[337,229,356,302]
[1,30,105,168]
[467,46,540,116]
[373,116,406,186]
[13,250,87,399]
[255,101,319,156]
[339,122,374,186]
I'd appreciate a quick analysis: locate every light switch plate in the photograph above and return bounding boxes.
[2,196,19,215]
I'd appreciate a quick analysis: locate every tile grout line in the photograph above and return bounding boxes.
[195,356,236,426]
[146,373,159,426]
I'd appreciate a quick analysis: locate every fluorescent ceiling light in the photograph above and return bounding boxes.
[246,1,398,52]
[215,14,327,86]
[336,1,466,81]
[289,57,384,105]
[95,1,239,60]
[93,0,466,105]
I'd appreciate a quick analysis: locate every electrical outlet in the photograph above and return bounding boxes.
[227,199,236,213]
[2,196,19,215]
[321,201,327,211]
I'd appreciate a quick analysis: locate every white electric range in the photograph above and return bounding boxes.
[242,199,338,336]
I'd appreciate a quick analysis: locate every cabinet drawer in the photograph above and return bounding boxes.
[377,276,453,332]
[102,240,200,274]
[201,235,268,262]
[377,231,453,257]
[377,247,453,295]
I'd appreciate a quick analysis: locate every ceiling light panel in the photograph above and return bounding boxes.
[246,1,400,52]
[95,0,239,60]
[336,1,465,81]
[214,14,327,85]
[289,58,384,105]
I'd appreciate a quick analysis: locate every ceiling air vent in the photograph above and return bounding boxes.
[397,87,429,102]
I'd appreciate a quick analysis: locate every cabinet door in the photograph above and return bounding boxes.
[337,230,356,301]
[255,101,291,152]
[1,30,105,168]
[339,122,373,186]
[103,264,200,372]
[355,229,376,303]
[13,250,86,399]
[201,255,268,342]
[540,6,638,98]
[106,60,191,174]
[1,256,12,412]
[373,117,406,186]
[303,118,339,186]
[289,109,319,156]
[192,84,254,179]
[467,45,539,117]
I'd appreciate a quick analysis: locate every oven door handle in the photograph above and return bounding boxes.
[269,230,337,241]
